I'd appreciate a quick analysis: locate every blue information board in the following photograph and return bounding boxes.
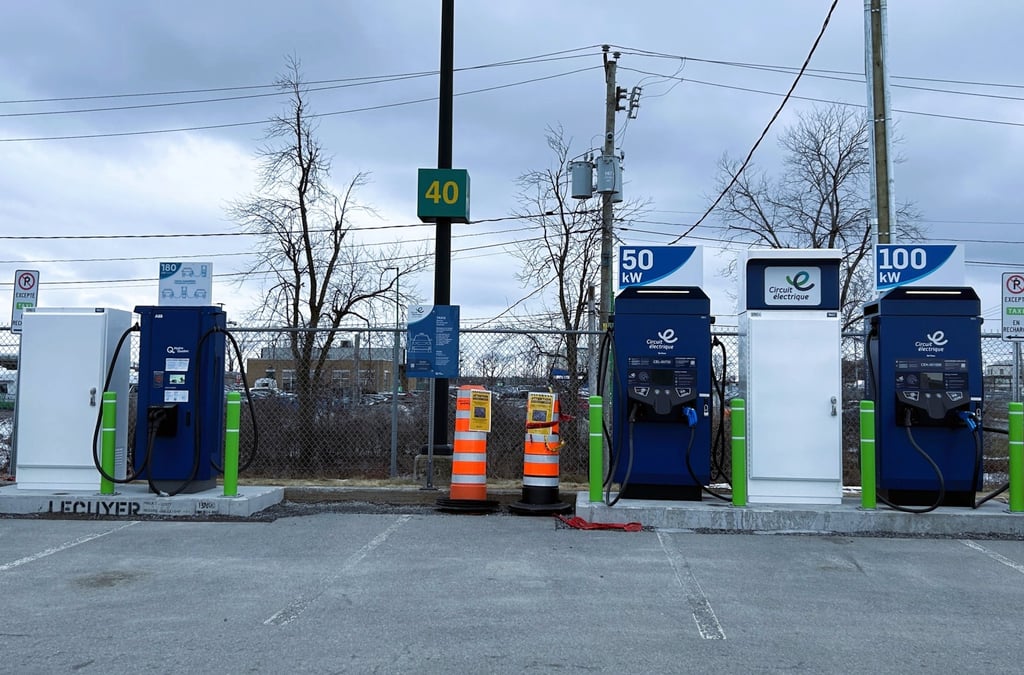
[406,305,460,379]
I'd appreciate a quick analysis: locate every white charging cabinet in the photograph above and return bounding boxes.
[739,250,843,505]
[15,308,131,490]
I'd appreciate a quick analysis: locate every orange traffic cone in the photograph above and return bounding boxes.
[510,393,570,515]
[436,385,498,513]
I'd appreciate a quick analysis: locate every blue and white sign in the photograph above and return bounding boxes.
[617,245,702,289]
[158,261,213,306]
[406,304,460,379]
[874,245,964,292]
[764,266,821,307]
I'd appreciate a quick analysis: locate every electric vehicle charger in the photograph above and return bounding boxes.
[146,324,259,496]
[865,310,988,513]
[91,321,259,497]
[610,287,714,501]
[599,315,732,505]
[865,322,946,513]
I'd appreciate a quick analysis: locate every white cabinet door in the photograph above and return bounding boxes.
[747,312,841,481]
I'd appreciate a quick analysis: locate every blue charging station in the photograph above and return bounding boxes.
[612,286,712,500]
[134,305,227,494]
[864,287,984,507]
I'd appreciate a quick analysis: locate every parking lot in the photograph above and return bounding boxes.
[2,506,1023,673]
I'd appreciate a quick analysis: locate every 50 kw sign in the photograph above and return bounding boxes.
[617,246,702,288]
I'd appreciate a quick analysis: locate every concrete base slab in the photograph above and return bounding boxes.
[574,492,1024,538]
[0,483,284,519]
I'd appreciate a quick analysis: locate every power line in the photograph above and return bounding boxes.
[612,46,1024,92]
[0,211,567,242]
[0,52,603,120]
[667,0,841,245]
[0,227,599,288]
[0,72,438,119]
[0,46,601,107]
[618,68,1024,129]
[0,66,601,143]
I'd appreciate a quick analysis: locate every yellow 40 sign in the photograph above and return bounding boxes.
[417,168,470,223]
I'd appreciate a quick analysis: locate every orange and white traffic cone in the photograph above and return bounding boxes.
[436,385,498,513]
[510,393,571,515]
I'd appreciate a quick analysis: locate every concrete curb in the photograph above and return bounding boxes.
[573,492,1024,537]
[0,483,283,518]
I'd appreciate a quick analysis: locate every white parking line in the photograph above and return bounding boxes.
[0,521,139,572]
[265,514,411,627]
[657,530,726,640]
[961,539,1024,575]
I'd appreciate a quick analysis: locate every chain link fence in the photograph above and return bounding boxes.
[0,326,1019,488]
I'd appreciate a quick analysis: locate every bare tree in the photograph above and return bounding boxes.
[230,58,428,467]
[713,105,920,329]
[508,125,647,451]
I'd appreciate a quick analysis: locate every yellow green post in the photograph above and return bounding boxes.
[1009,402,1023,513]
[100,391,117,495]
[730,399,746,507]
[860,400,876,510]
[223,391,241,497]
[589,395,603,503]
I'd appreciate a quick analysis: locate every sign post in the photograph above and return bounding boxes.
[10,270,40,334]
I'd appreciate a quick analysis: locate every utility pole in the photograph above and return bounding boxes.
[432,0,455,454]
[599,46,620,327]
[866,0,895,244]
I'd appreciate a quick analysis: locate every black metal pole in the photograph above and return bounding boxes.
[432,0,454,453]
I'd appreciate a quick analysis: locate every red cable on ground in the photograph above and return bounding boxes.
[556,515,643,532]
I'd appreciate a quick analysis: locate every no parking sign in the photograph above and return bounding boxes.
[1001,272,1024,341]
[10,269,39,334]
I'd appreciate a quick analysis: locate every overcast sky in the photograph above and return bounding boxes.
[1,0,1021,331]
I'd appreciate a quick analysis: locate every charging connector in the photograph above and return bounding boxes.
[148,404,178,438]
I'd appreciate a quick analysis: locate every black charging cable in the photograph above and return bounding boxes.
[606,405,637,507]
[874,409,946,514]
[91,324,147,485]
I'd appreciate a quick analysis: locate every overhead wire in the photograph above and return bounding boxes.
[612,45,1024,94]
[0,46,602,108]
[0,225,602,289]
[0,61,604,143]
[667,0,841,245]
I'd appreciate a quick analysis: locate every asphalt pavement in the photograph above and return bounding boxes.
[2,505,1024,674]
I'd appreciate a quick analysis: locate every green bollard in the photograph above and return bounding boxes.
[730,399,747,507]
[589,395,603,504]
[223,392,241,498]
[1010,402,1023,513]
[100,391,117,495]
[860,400,876,510]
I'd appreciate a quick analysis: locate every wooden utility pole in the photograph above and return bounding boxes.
[867,0,894,244]
[599,47,619,327]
